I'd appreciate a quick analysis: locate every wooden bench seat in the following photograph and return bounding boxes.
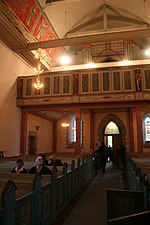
[136,162,150,167]
[0,180,33,206]
[0,170,63,206]
[0,172,52,204]
[0,172,51,184]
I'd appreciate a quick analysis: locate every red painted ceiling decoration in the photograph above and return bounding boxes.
[3,0,63,64]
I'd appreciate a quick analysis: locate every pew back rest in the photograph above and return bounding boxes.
[0,172,51,185]
[0,172,52,203]
[0,180,33,204]
[107,210,150,225]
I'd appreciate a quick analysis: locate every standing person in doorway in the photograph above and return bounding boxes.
[98,141,108,173]
[107,145,113,162]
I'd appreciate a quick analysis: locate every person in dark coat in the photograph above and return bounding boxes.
[40,154,49,165]
[29,156,51,175]
[49,155,63,166]
[107,145,113,162]
[98,141,108,173]
[49,155,63,172]
[11,158,27,173]
[117,144,126,170]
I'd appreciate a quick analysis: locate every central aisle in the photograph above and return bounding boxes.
[61,163,125,225]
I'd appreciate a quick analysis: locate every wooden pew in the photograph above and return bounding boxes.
[0,172,51,185]
[135,163,150,176]
[0,180,34,207]
[0,172,51,204]
[108,210,150,225]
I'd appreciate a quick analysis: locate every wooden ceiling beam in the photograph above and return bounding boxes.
[14,28,150,52]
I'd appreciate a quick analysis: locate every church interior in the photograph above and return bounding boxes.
[0,0,150,224]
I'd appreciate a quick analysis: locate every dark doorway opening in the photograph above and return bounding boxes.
[28,131,37,155]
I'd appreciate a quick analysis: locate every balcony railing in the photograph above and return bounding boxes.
[16,66,150,106]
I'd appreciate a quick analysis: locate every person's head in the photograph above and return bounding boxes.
[16,159,24,169]
[35,156,43,165]
[50,154,56,162]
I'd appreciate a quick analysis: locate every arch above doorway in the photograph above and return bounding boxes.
[105,121,120,134]
[97,114,127,161]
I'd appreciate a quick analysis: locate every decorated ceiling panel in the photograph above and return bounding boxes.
[32,110,66,121]
[3,0,64,65]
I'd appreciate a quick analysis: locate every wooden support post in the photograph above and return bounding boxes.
[33,173,41,225]
[20,110,28,156]
[90,110,94,152]
[136,107,143,154]
[129,108,135,153]
[63,163,68,205]
[77,158,81,191]
[1,181,17,225]
[51,170,57,221]
[71,160,75,197]
[75,108,81,155]
[53,121,57,153]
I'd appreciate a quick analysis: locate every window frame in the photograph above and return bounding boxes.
[143,113,150,147]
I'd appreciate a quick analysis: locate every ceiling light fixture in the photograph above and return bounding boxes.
[120,60,131,66]
[59,54,71,65]
[61,112,70,127]
[33,75,44,90]
[33,49,44,90]
[62,122,70,127]
[85,62,96,68]
[145,49,150,56]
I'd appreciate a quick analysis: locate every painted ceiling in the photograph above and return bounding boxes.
[1,0,150,70]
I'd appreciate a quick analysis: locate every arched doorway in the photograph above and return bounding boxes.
[97,114,126,161]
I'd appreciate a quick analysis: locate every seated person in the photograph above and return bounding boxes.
[40,154,49,166]
[49,155,63,167]
[11,158,27,173]
[29,156,51,175]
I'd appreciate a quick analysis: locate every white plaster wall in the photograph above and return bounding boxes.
[57,113,91,154]
[27,114,53,154]
[0,41,34,156]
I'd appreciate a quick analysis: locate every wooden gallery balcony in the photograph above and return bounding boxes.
[16,66,150,107]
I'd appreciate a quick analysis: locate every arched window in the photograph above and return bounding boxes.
[145,116,150,141]
[67,115,83,147]
[72,119,76,142]
[104,121,120,134]
[143,114,150,147]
